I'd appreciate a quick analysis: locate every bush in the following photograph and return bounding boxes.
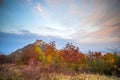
[0,64,23,80]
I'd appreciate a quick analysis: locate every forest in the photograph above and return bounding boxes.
[0,40,120,80]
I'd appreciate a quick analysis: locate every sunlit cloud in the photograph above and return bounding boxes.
[0,0,120,53]
[22,0,120,44]
[24,25,73,39]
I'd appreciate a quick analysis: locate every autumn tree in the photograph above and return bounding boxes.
[60,43,85,72]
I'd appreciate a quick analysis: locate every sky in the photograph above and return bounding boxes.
[0,0,120,54]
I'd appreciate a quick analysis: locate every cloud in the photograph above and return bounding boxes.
[0,31,73,53]
[25,25,73,39]
[27,0,32,3]
[34,3,51,20]
[29,0,120,45]
[2,0,119,46]
[45,27,60,32]
[35,3,44,13]
[18,29,33,35]
[67,0,120,44]
[1,0,120,54]
[45,0,75,8]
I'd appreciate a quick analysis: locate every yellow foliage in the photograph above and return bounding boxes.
[103,53,115,64]
[46,55,53,63]
[35,45,41,54]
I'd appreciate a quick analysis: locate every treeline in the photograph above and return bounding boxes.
[0,41,120,77]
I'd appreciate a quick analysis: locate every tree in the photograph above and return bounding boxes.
[61,43,84,63]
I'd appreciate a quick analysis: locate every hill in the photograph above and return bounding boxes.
[0,39,120,80]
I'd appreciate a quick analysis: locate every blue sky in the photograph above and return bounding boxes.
[0,0,120,54]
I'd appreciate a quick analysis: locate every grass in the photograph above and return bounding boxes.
[0,64,120,80]
[37,73,120,80]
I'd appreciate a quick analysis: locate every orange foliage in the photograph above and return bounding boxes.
[61,43,84,63]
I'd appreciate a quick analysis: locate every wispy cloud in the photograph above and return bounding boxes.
[23,0,120,44]
[34,3,51,21]
[1,0,120,50]
[67,0,120,44]
[35,3,44,14]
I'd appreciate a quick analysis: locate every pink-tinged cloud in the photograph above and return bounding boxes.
[88,26,118,38]
[1,0,120,45]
